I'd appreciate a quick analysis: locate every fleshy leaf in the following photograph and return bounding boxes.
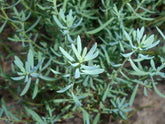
[82,69,104,75]
[59,47,75,62]
[75,68,80,78]
[57,84,73,93]
[53,15,67,29]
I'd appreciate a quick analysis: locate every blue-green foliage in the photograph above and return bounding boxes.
[0,0,165,123]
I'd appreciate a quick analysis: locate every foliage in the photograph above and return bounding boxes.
[0,0,165,123]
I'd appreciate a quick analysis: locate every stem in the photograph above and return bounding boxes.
[135,0,146,12]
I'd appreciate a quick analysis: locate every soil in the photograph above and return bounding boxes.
[129,82,165,124]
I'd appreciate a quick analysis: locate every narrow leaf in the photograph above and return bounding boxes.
[53,99,69,103]
[156,27,165,40]
[59,47,75,61]
[20,77,32,96]
[77,35,82,55]
[74,68,80,79]
[129,58,149,75]
[53,15,67,29]
[57,84,73,93]
[153,82,165,98]
[25,107,44,124]
[80,107,90,124]
[72,44,80,60]
[93,113,100,124]
[121,52,133,58]
[72,92,82,106]
[87,18,114,34]
[0,20,7,33]
[11,76,25,80]
[50,68,61,74]
[39,75,56,81]
[129,84,139,106]
[14,56,25,72]
[25,16,41,33]
[27,49,34,68]
[82,69,104,75]
[32,79,39,99]
[83,76,89,87]
[124,30,135,48]
[102,85,109,101]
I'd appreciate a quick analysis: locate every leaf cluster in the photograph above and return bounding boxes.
[0,0,165,123]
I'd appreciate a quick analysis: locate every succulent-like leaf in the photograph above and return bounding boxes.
[82,68,104,75]
[53,15,67,29]
[75,68,80,78]
[77,35,82,55]
[59,47,75,62]
[20,77,32,96]
[57,84,73,93]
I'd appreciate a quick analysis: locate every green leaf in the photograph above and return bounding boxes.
[1,99,10,119]
[71,18,83,28]
[83,76,89,87]
[80,107,90,124]
[84,43,98,61]
[101,45,110,65]
[102,85,110,102]
[0,20,7,33]
[93,113,100,124]
[153,82,165,98]
[124,30,135,48]
[75,68,80,79]
[119,111,127,120]
[53,15,67,29]
[50,68,61,74]
[69,62,79,67]
[126,3,153,21]
[1,99,19,121]
[121,52,133,58]
[11,76,25,80]
[67,34,74,43]
[14,56,25,72]
[77,35,82,55]
[72,44,80,60]
[82,47,87,59]
[32,79,39,99]
[30,73,40,78]
[31,58,44,72]
[27,49,34,68]
[86,18,114,34]
[57,84,73,93]
[72,92,82,106]
[139,54,154,60]
[39,75,56,81]
[59,9,66,22]
[156,27,165,40]
[129,58,149,75]
[82,69,104,75]
[53,99,69,103]
[25,16,41,33]
[59,47,75,61]
[144,87,148,96]
[20,77,32,96]
[129,84,139,106]
[137,27,144,43]
[145,40,160,49]
[141,35,154,46]
[25,106,45,124]
[150,59,156,70]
